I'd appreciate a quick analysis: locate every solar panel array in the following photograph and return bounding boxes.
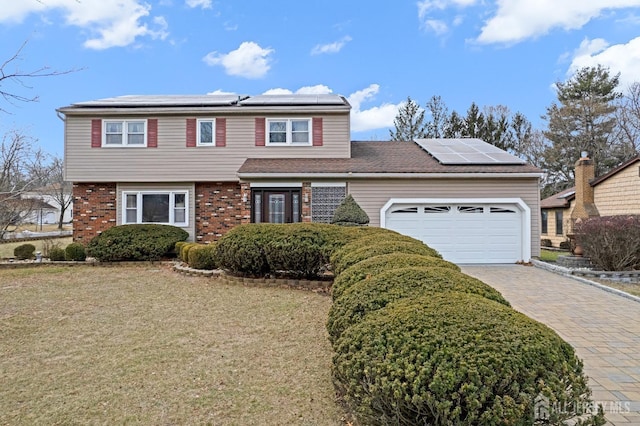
[415,138,526,165]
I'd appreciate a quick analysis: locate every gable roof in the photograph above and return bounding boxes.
[541,155,640,209]
[238,141,542,178]
[590,155,640,186]
[540,186,575,209]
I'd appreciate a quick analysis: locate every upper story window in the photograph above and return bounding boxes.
[197,119,215,146]
[104,120,147,147]
[266,118,311,146]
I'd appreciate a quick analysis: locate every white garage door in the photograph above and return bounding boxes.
[385,203,523,264]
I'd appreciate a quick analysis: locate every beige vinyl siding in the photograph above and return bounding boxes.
[594,165,640,216]
[116,182,195,240]
[347,177,541,258]
[65,114,350,182]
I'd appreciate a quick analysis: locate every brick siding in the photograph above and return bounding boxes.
[72,183,117,243]
[195,182,250,242]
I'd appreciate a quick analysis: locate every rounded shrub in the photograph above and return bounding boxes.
[65,242,86,261]
[14,243,36,260]
[215,224,273,276]
[175,241,188,259]
[327,266,510,343]
[87,224,189,262]
[331,253,460,300]
[48,246,66,261]
[333,292,602,426]
[187,244,217,270]
[180,242,200,263]
[332,240,442,275]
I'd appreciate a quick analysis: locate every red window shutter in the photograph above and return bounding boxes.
[147,119,158,148]
[215,118,226,147]
[312,117,323,146]
[186,118,196,147]
[255,118,265,146]
[91,119,102,148]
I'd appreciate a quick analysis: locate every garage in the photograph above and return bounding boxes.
[383,199,530,264]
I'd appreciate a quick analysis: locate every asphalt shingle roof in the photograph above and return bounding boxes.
[238,141,542,175]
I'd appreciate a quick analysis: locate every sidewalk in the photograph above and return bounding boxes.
[461,264,640,426]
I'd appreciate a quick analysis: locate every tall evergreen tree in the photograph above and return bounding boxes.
[389,96,426,141]
[424,95,449,138]
[542,65,622,181]
[463,102,483,138]
[443,110,464,138]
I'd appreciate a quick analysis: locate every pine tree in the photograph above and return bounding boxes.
[389,96,426,141]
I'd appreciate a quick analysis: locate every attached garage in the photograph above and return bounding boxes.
[382,199,531,264]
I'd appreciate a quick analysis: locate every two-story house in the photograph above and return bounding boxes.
[59,94,542,264]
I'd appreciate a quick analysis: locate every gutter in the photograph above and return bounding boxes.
[237,172,544,179]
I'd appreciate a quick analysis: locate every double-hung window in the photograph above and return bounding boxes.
[123,191,188,226]
[266,118,311,145]
[104,120,147,146]
[197,119,215,146]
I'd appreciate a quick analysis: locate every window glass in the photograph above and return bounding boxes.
[125,194,137,223]
[142,194,169,223]
[254,193,262,223]
[292,193,300,222]
[127,121,145,145]
[269,121,287,143]
[199,120,213,144]
[555,211,563,235]
[268,194,285,223]
[173,193,186,223]
[105,122,123,145]
[291,120,309,143]
[541,211,548,234]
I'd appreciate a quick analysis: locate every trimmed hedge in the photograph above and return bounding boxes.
[332,240,442,275]
[327,266,510,343]
[65,242,86,261]
[14,243,36,260]
[215,223,357,278]
[87,224,189,262]
[331,253,460,300]
[187,244,217,270]
[180,243,200,263]
[329,231,430,273]
[333,292,604,425]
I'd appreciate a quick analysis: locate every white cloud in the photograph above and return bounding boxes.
[417,0,477,36]
[310,36,352,55]
[185,0,212,9]
[477,0,640,45]
[347,84,401,132]
[207,89,237,95]
[568,37,640,90]
[203,42,274,79]
[262,85,333,95]
[0,0,168,50]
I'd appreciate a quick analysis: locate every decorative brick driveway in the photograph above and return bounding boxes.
[461,265,640,426]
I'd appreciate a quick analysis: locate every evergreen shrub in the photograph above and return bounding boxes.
[65,242,86,261]
[87,224,189,261]
[14,243,36,260]
[187,244,217,270]
[331,194,369,226]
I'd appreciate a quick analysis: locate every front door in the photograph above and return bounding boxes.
[252,189,301,223]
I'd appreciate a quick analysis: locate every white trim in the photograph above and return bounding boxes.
[103,119,147,147]
[122,190,189,226]
[265,118,312,146]
[380,197,532,262]
[196,118,216,146]
[310,182,347,187]
[249,182,303,188]
[238,172,543,179]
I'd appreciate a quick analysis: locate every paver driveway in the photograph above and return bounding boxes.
[461,265,640,426]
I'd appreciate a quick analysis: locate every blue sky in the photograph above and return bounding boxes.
[1,0,639,157]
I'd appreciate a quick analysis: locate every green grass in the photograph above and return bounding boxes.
[0,266,345,425]
[539,249,571,262]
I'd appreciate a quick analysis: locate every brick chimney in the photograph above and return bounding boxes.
[570,152,599,221]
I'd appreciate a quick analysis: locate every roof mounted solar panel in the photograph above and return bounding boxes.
[415,138,526,165]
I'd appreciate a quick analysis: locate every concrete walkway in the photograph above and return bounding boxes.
[461,265,640,426]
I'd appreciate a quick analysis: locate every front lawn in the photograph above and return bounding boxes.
[0,266,344,425]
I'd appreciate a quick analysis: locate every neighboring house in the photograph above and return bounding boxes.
[58,94,542,264]
[3,197,57,227]
[22,183,73,225]
[541,155,640,247]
